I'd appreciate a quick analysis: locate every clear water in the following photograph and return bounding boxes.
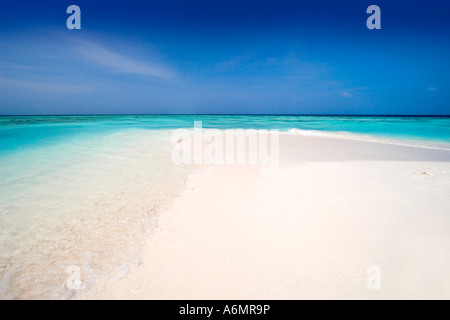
[2,115,449,154]
[0,115,449,299]
[0,122,197,299]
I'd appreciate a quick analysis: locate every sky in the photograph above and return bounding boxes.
[0,0,449,115]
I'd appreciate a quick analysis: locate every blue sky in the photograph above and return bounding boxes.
[0,0,449,115]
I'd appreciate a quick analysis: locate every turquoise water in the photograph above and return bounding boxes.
[0,120,198,299]
[0,115,449,299]
[1,115,450,155]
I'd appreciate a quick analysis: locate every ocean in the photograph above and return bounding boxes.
[1,115,449,299]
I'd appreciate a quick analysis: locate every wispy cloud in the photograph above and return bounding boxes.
[0,76,106,94]
[72,40,176,79]
[216,54,252,70]
[336,87,366,98]
[0,62,39,71]
[427,86,437,92]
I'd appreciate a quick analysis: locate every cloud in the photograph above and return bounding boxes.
[72,40,176,79]
[0,62,39,71]
[427,86,437,92]
[340,92,352,97]
[0,76,105,94]
[216,54,252,70]
[336,87,366,98]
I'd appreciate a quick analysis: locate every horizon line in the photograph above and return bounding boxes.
[1,114,450,117]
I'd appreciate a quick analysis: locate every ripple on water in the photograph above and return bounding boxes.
[0,129,198,299]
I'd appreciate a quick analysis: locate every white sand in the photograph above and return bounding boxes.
[91,135,450,299]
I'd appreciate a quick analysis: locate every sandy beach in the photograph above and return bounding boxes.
[88,134,450,299]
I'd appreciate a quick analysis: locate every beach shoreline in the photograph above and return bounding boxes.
[89,134,450,300]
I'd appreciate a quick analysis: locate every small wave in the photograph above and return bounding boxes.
[285,128,450,151]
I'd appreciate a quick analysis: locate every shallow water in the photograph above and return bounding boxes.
[0,127,195,299]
